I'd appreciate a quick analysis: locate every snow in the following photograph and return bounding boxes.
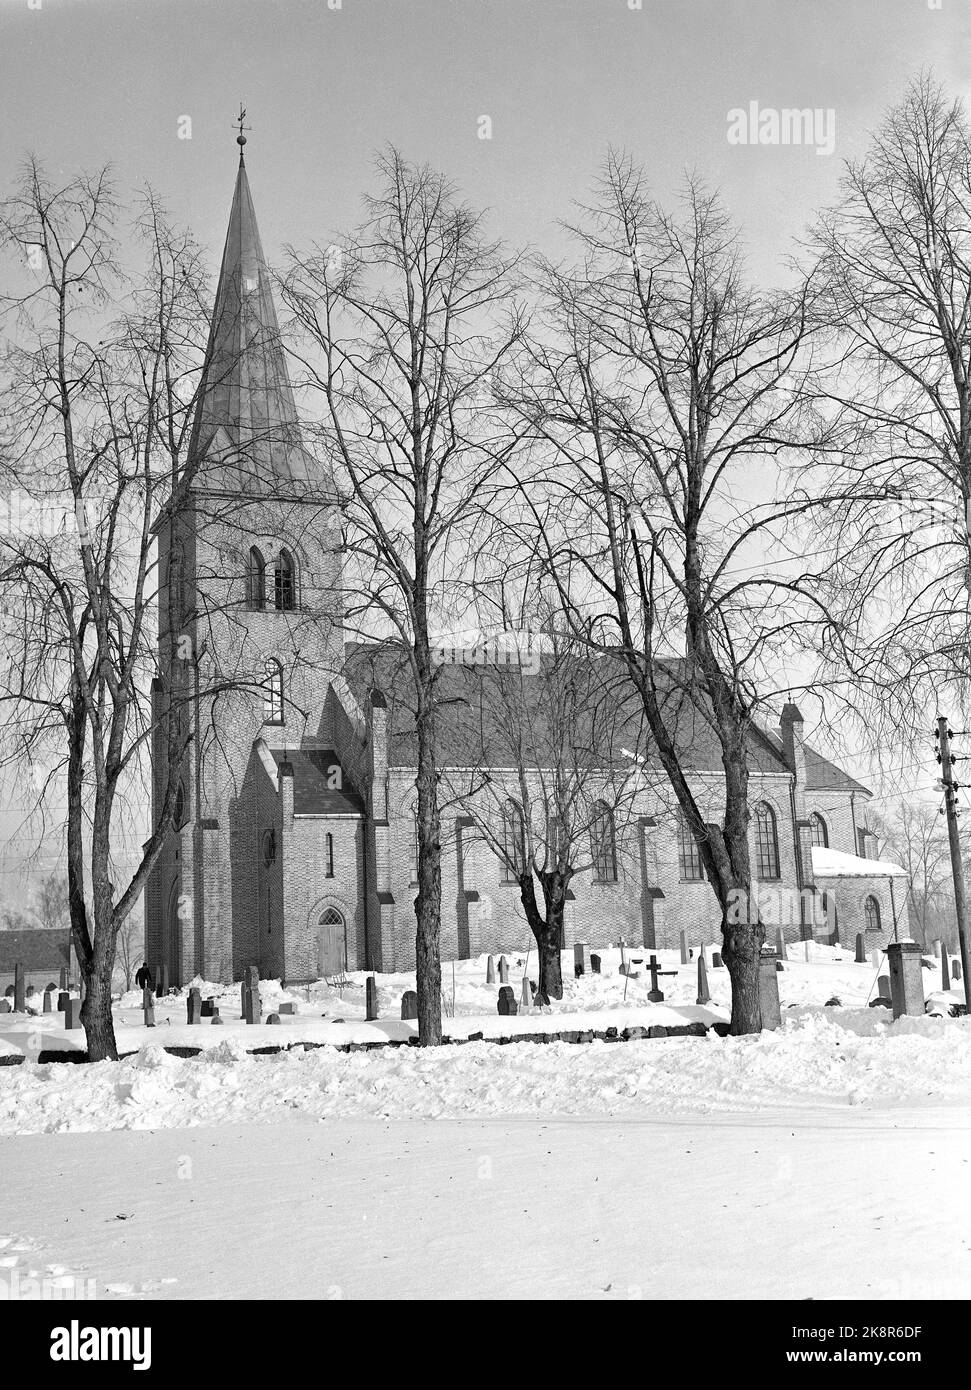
[811,845,907,877]
[1,943,968,1299]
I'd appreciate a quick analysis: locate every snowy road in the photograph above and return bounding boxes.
[2,1108,968,1300]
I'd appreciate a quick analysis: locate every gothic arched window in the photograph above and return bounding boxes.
[246,547,266,610]
[591,800,618,882]
[262,659,284,725]
[754,802,781,880]
[274,549,296,611]
[503,800,526,882]
[809,812,828,848]
[864,896,881,934]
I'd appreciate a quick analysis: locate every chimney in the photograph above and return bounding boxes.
[779,702,806,787]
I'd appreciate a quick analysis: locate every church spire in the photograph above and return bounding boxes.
[188,120,324,493]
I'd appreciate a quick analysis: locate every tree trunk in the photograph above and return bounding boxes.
[519,874,564,1001]
[722,916,764,1035]
[414,722,443,1046]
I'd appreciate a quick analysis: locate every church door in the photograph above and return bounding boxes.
[317,908,347,977]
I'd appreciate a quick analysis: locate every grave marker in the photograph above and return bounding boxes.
[954,959,963,982]
[187,987,202,1025]
[697,954,710,1005]
[590,953,601,974]
[400,990,418,1021]
[679,931,689,965]
[498,956,509,984]
[757,953,782,1031]
[574,943,587,978]
[712,951,722,968]
[277,1002,295,1016]
[13,963,25,1014]
[59,966,68,993]
[156,964,169,999]
[646,954,677,1003]
[42,989,53,1014]
[365,975,378,1021]
[201,998,215,1018]
[855,933,866,964]
[57,991,69,1013]
[871,949,880,970]
[0,999,10,1014]
[243,966,261,1024]
[267,1013,280,1025]
[211,1009,223,1025]
[888,941,925,1020]
[520,976,531,1011]
[497,985,518,1016]
[142,987,155,1028]
[775,927,786,961]
[485,956,495,984]
[876,974,892,1003]
[65,997,82,1030]
[942,953,951,992]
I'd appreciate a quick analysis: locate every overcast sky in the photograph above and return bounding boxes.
[0,0,961,866]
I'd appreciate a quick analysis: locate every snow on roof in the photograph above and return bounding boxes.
[811,846,907,879]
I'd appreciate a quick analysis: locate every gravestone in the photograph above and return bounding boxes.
[646,954,676,1003]
[13,963,25,1014]
[498,956,509,984]
[954,959,963,982]
[187,988,202,1025]
[210,1009,223,1024]
[0,999,10,1014]
[277,1002,295,1016]
[679,930,689,966]
[520,976,531,1011]
[590,953,601,974]
[42,989,53,1014]
[59,966,68,992]
[485,956,495,984]
[267,1013,280,1025]
[931,938,941,958]
[400,990,418,1021]
[497,985,518,1016]
[696,954,710,1006]
[156,964,169,999]
[775,928,786,961]
[876,973,892,1003]
[65,997,82,1030]
[243,966,261,1025]
[712,951,722,968]
[855,933,866,964]
[201,998,215,1018]
[365,975,378,1021]
[57,991,69,1013]
[573,943,587,978]
[757,953,782,1031]
[887,941,924,1020]
[871,949,880,970]
[142,987,155,1028]
[942,953,951,992]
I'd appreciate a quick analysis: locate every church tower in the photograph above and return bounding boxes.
[145,129,384,987]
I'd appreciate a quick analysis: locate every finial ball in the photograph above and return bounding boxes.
[237,134,247,147]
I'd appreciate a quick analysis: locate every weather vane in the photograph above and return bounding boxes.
[234,103,251,154]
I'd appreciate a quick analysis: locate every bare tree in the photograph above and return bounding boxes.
[0,161,222,1059]
[869,800,952,948]
[35,871,69,933]
[504,160,831,1033]
[114,910,143,992]
[284,151,522,1044]
[810,75,971,739]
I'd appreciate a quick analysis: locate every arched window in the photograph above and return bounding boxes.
[677,814,704,881]
[503,800,526,882]
[246,547,266,610]
[864,896,881,934]
[274,549,296,611]
[591,800,617,882]
[754,802,780,880]
[809,812,828,849]
[325,832,334,878]
[262,659,284,724]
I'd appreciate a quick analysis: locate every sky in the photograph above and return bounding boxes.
[0,0,964,870]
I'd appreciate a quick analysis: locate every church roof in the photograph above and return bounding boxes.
[188,151,326,495]
[271,749,364,815]
[345,642,871,795]
[0,930,70,974]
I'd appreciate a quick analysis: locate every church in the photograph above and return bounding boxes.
[143,144,906,988]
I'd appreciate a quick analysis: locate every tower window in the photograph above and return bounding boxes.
[262,659,284,724]
[246,547,266,610]
[274,550,296,611]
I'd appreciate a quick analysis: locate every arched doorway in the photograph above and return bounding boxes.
[317,907,347,977]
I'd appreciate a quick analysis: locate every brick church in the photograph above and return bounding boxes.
[144,147,906,988]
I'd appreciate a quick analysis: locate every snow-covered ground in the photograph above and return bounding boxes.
[0,943,967,1300]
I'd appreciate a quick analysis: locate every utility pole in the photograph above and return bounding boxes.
[935,716,971,1006]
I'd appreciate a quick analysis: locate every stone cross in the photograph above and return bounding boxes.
[696,954,710,1005]
[187,987,202,1025]
[485,956,495,984]
[142,987,155,1028]
[497,985,518,1016]
[400,990,418,1020]
[365,975,379,1021]
[646,954,677,1003]
[855,933,866,964]
[13,963,25,1014]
